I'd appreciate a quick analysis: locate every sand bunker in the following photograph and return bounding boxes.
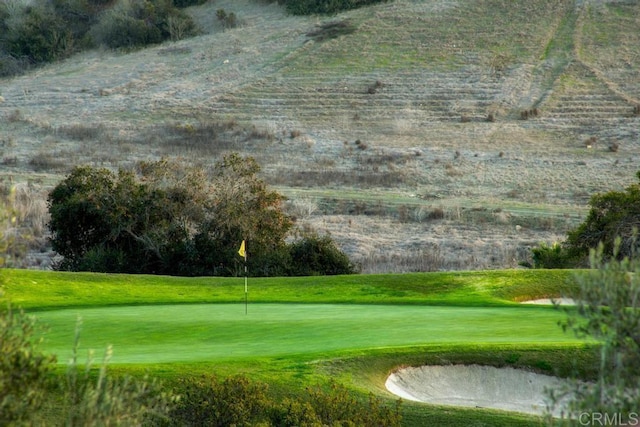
[386,364,570,415]
[521,298,576,305]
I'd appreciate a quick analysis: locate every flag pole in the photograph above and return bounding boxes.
[244,259,248,315]
[238,240,248,314]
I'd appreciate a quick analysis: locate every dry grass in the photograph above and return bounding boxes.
[0,0,639,271]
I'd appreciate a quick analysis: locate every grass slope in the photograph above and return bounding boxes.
[3,268,578,309]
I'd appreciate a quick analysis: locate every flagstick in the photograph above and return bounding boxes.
[238,240,248,315]
[244,261,248,315]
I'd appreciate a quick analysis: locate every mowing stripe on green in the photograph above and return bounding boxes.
[33,303,580,364]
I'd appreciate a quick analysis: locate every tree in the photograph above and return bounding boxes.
[48,155,296,276]
[530,170,640,268]
[547,241,640,424]
[566,171,640,261]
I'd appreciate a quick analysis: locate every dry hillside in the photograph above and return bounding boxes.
[1,0,639,271]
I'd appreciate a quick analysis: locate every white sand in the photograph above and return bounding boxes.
[521,298,576,305]
[386,364,571,415]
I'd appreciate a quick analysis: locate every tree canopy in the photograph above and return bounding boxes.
[566,171,640,261]
[48,154,355,276]
[531,170,640,268]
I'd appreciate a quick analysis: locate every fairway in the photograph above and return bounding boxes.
[34,303,577,364]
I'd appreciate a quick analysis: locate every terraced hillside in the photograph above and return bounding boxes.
[0,0,639,271]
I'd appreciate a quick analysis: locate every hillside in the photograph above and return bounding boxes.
[1,0,639,271]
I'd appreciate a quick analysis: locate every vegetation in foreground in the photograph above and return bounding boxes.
[546,242,640,425]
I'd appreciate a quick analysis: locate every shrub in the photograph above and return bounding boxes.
[288,233,357,276]
[4,3,73,63]
[306,19,356,42]
[0,301,56,426]
[91,8,163,48]
[172,0,207,8]
[65,322,175,426]
[216,8,238,29]
[170,375,271,426]
[91,0,196,48]
[547,243,640,422]
[531,242,576,269]
[283,0,390,15]
[170,376,401,427]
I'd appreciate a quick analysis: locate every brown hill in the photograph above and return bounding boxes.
[1,0,638,271]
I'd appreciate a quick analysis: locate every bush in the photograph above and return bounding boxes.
[4,3,73,63]
[0,301,56,426]
[170,375,401,427]
[170,375,271,426]
[531,242,578,269]
[172,0,207,8]
[288,234,357,276]
[65,322,175,426]
[547,243,640,423]
[282,0,390,15]
[91,2,163,49]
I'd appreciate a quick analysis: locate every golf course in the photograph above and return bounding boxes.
[2,267,597,426]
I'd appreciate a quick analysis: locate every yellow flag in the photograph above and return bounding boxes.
[238,240,246,259]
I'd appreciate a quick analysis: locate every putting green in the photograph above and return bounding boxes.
[33,303,578,364]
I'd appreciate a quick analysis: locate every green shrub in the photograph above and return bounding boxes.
[91,0,196,48]
[216,8,238,29]
[531,242,577,269]
[4,3,73,63]
[91,7,163,48]
[64,323,175,426]
[288,234,357,276]
[548,243,640,422]
[0,301,56,426]
[170,376,401,427]
[170,375,271,426]
[172,0,207,8]
[282,0,390,15]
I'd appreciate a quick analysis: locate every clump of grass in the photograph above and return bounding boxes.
[29,152,69,172]
[354,139,367,150]
[306,19,356,42]
[6,109,23,123]
[57,124,105,141]
[520,108,539,120]
[289,129,302,139]
[358,245,445,273]
[366,80,383,94]
[216,9,238,29]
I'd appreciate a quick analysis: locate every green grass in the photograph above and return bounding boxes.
[1,268,592,426]
[3,268,578,309]
[36,303,579,364]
